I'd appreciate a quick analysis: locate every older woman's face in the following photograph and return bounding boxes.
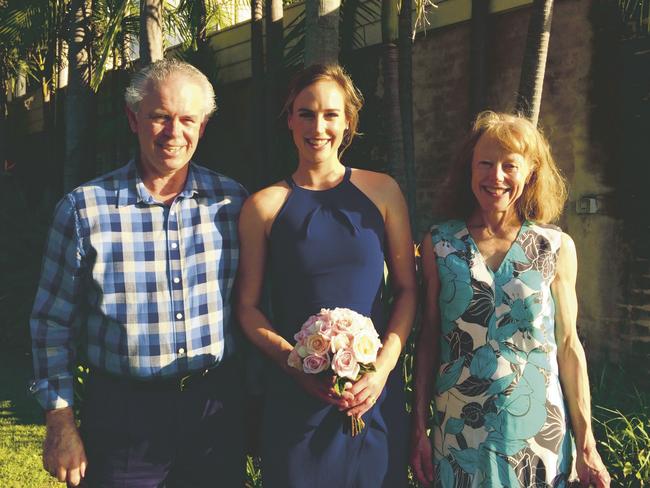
[471,133,531,215]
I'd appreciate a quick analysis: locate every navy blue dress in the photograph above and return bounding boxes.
[262,167,408,487]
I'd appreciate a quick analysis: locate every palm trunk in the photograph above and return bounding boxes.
[304,0,340,66]
[469,0,489,118]
[64,0,95,192]
[340,0,360,68]
[265,0,283,184]
[139,0,163,65]
[515,0,554,126]
[382,0,405,188]
[251,0,266,189]
[399,0,416,234]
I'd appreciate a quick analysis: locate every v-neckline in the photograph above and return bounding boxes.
[464,221,528,275]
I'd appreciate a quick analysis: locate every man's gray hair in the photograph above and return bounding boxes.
[125,58,217,118]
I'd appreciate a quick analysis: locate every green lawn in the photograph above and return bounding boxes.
[0,350,58,488]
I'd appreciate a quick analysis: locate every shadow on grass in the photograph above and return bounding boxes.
[0,349,43,426]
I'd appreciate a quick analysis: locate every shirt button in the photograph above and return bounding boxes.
[176,312,183,320]
[171,242,178,249]
[170,210,175,216]
[173,277,180,284]
[178,347,185,356]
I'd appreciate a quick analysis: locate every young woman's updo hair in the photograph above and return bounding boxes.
[282,64,364,155]
[441,111,568,224]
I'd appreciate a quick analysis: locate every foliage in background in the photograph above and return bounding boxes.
[592,363,650,486]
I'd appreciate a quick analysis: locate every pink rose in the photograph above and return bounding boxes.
[303,354,331,374]
[332,349,360,380]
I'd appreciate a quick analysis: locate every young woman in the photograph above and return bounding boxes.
[410,112,610,487]
[236,64,416,487]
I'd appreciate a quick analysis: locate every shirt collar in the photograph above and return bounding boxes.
[116,160,206,207]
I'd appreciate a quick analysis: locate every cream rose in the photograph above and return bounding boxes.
[332,349,360,380]
[305,333,330,356]
[330,333,351,353]
[303,354,330,374]
[351,330,382,364]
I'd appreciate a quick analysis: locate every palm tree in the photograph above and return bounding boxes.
[399,0,416,233]
[250,0,266,188]
[469,0,489,119]
[265,0,284,184]
[139,0,163,64]
[64,0,95,192]
[515,0,554,126]
[304,0,341,66]
[381,0,404,188]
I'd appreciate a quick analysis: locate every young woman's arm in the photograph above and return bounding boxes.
[235,189,348,407]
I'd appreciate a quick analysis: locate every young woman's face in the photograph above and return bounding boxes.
[470,133,532,215]
[288,80,349,166]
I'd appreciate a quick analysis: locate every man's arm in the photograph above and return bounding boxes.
[30,194,88,485]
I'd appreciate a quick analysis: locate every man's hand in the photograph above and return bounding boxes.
[43,407,87,486]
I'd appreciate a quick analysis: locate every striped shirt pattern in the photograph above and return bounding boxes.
[30,161,247,410]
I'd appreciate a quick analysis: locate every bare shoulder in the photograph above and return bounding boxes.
[349,168,404,217]
[241,180,291,233]
[554,232,578,281]
[350,168,399,193]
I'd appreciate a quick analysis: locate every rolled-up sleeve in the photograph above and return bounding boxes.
[30,194,86,410]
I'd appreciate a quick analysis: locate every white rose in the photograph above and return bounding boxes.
[351,330,382,364]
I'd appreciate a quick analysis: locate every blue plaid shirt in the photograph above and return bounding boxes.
[30,161,248,410]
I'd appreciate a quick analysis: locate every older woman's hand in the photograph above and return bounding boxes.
[410,427,434,486]
[576,447,610,487]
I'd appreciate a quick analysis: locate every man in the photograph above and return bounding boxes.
[30,59,248,487]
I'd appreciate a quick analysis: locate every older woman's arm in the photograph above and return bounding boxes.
[409,234,441,487]
[552,233,610,488]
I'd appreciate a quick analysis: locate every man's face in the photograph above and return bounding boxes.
[127,74,207,179]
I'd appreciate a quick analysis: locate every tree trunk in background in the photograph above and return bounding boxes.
[64,0,95,192]
[381,0,405,188]
[470,0,489,119]
[515,0,554,126]
[139,0,163,64]
[0,75,7,169]
[399,0,416,234]
[251,0,266,189]
[340,0,360,68]
[304,0,340,66]
[265,0,283,184]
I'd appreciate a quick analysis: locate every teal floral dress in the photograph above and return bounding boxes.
[430,220,575,488]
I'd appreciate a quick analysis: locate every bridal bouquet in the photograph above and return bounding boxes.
[287,307,382,436]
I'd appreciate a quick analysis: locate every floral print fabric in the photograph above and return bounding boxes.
[430,220,575,488]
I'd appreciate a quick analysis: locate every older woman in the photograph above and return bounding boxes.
[410,112,610,487]
[236,65,416,487]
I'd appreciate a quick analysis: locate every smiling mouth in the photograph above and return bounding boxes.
[306,138,331,149]
[483,186,510,196]
[157,144,184,154]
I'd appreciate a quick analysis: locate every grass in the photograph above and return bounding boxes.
[0,350,58,488]
[3,346,649,487]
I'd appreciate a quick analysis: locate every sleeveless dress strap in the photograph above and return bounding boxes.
[285,176,296,188]
[343,166,352,182]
